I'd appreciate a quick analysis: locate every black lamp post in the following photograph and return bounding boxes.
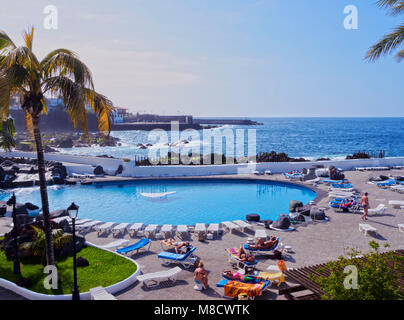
[67,202,80,301]
[9,193,20,275]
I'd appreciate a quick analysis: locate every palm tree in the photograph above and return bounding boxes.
[0,27,114,266]
[366,0,404,61]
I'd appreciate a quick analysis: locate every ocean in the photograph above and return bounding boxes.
[56,117,404,161]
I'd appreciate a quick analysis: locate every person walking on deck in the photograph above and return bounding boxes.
[361,192,369,221]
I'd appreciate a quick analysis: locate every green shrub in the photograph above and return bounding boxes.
[309,241,404,300]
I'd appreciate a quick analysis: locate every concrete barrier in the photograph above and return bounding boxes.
[2,151,404,178]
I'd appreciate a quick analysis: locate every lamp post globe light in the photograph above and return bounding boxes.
[67,202,80,300]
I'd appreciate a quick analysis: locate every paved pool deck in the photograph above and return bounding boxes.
[0,169,403,300]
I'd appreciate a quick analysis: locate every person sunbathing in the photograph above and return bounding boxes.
[162,238,191,253]
[175,241,191,253]
[222,270,255,282]
[239,245,255,263]
[248,236,278,250]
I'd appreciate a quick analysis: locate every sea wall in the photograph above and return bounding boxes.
[2,151,404,177]
[121,157,404,177]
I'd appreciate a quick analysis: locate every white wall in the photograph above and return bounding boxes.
[2,151,404,178]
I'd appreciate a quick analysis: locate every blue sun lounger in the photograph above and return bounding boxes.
[242,238,280,255]
[377,179,395,187]
[157,246,198,269]
[116,238,151,255]
[331,183,353,189]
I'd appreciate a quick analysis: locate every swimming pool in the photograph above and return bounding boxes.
[0,179,316,225]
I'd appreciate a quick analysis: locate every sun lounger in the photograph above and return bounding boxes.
[359,224,378,236]
[194,223,207,239]
[176,225,189,239]
[222,221,242,233]
[89,286,117,300]
[243,237,279,255]
[95,222,116,237]
[72,173,96,179]
[160,239,192,252]
[254,271,285,287]
[157,247,198,269]
[136,266,182,288]
[398,224,404,233]
[216,279,270,299]
[116,238,151,255]
[361,204,386,215]
[52,216,70,224]
[377,179,395,186]
[144,224,159,238]
[389,200,404,209]
[100,239,130,249]
[74,218,93,225]
[233,220,253,232]
[128,223,145,237]
[207,223,220,238]
[225,248,258,270]
[323,179,344,184]
[77,220,103,235]
[111,223,130,237]
[265,170,272,175]
[254,229,267,241]
[161,224,173,238]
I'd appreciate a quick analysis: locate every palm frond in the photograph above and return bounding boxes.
[43,76,89,133]
[377,0,404,15]
[365,23,404,61]
[84,89,114,135]
[0,117,16,151]
[0,29,16,53]
[397,48,404,60]
[41,49,94,89]
[23,26,35,51]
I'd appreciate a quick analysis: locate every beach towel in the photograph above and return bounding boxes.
[223,281,264,298]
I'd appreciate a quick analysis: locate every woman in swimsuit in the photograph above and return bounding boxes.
[361,192,369,221]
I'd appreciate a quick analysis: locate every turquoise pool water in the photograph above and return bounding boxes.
[0,179,316,225]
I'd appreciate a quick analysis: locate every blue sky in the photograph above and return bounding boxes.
[1,0,403,117]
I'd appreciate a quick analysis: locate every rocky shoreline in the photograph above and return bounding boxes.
[0,157,69,189]
[14,132,120,153]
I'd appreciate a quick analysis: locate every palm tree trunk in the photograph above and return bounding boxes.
[32,114,55,266]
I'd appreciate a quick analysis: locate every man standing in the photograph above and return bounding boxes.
[361,192,369,221]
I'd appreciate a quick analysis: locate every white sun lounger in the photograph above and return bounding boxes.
[74,219,93,225]
[89,286,117,300]
[128,223,145,237]
[145,224,159,238]
[359,224,378,236]
[176,225,189,239]
[136,266,182,288]
[222,221,242,233]
[161,224,173,238]
[254,229,267,241]
[77,220,103,235]
[111,223,130,237]
[365,204,386,215]
[389,200,404,209]
[52,216,70,224]
[100,239,130,249]
[95,222,116,237]
[233,220,252,232]
[195,223,207,234]
[207,223,220,237]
